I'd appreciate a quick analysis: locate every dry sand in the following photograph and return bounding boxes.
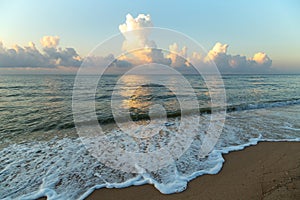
[85,142,300,200]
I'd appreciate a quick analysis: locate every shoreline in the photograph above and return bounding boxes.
[84,141,300,200]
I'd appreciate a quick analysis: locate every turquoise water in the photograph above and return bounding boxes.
[0,74,299,199]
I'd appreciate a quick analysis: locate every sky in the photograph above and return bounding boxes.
[0,0,300,73]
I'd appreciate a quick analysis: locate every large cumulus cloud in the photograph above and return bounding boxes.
[118,14,171,66]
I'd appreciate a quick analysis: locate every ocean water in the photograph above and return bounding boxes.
[0,74,299,199]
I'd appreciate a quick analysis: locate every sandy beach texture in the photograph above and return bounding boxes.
[85,142,300,200]
[38,141,300,200]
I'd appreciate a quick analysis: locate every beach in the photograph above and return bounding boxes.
[85,142,300,200]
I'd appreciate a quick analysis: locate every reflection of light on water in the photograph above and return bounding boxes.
[117,75,153,111]
[124,87,151,110]
[115,75,182,116]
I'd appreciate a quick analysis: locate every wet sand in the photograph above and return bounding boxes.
[85,142,300,200]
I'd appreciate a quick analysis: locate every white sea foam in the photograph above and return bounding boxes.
[0,104,299,199]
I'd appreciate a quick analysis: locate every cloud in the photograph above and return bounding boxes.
[205,42,228,62]
[252,52,272,66]
[0,37,82,69]
[118,13,170,65]
[194,42,273,73]
[40,36,60,48]
[43,46,82,67]
[119,14,154,50]
[0,41,48,68]
[167,43,189,67]
[79,53,133,74]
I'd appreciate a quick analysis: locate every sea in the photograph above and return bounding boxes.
[0,74,299,199]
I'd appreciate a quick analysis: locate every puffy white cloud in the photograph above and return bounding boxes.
[40,36,60,48]
[119,14,153,32]
[167,43,189,67]
[119,14,154,51]
[252,52,272,66]
[205,42,228,62]
[118,14,170,66]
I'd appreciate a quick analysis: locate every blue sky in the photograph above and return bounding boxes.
[0,0,300,73]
